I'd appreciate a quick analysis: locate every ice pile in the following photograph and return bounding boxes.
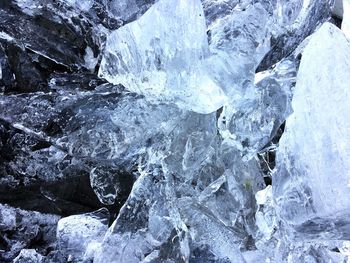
[1,0,350,262]
[94,0,350,261]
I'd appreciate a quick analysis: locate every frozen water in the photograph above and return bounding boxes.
[206,3,270,104]
[274,22,350,229]
[99,0,274,113]
[57,208,109,261]
[333,0,344,18]
[276,0,303,27]
[342,0,350,37]
[107,0,156,23]
[65,0,94,12]
[13,249,43,263]
[99,0,227,114]
[218,58,295,156]
[1,0,349,262]
[0,204,60,261]
[92,105,267,262]
[258,0,334,70]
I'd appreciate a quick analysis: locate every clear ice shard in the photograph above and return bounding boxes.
[92,103,267,262]
[206,3,270,103]
[333,0,344,18]
[107,0,156,23]
[99,0,274,113]
[274,22,350,235]
[258,0,334,71]
[99,0,226,114]
[57,208,109,261]
[217,58,295,155]
[2,0,349,262]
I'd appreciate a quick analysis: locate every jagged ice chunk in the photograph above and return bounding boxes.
[274,22,350,230]
[99,0,227,113]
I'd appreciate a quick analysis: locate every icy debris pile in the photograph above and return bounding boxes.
[0,0,350,262]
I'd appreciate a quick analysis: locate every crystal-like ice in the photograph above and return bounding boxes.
[99,0,276,114]
[107,0,156,24]
[218,58,295,156]
[93,172,168,263]
[333,0,344,18]
[258,0,334,70]
[99,0,227,114]
[274,22,350,230]
[0,204,60,261]
[93,104,267,262]
[206,3,270,103]
[1,1,345,262]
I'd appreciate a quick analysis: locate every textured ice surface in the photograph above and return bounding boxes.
[107,0,156,23]
[91,105,267,262]
[13,249,43,263]
[57,208,109,261]
[258,0,334,71]
[274,22,350,230]
[1,0,350,262]
[99,0,275,113]
[0,204,60,261]
[207,3,270,104]
[99,0,227,113]
[218,58,295,156]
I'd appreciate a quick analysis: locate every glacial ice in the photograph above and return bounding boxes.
[274,22,350,230]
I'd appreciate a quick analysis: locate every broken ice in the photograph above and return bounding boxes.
[99,0,274,113]
[57,208,109,261]
[99,0,225,113]
[274,22,350,236]
[1,0,350,262]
